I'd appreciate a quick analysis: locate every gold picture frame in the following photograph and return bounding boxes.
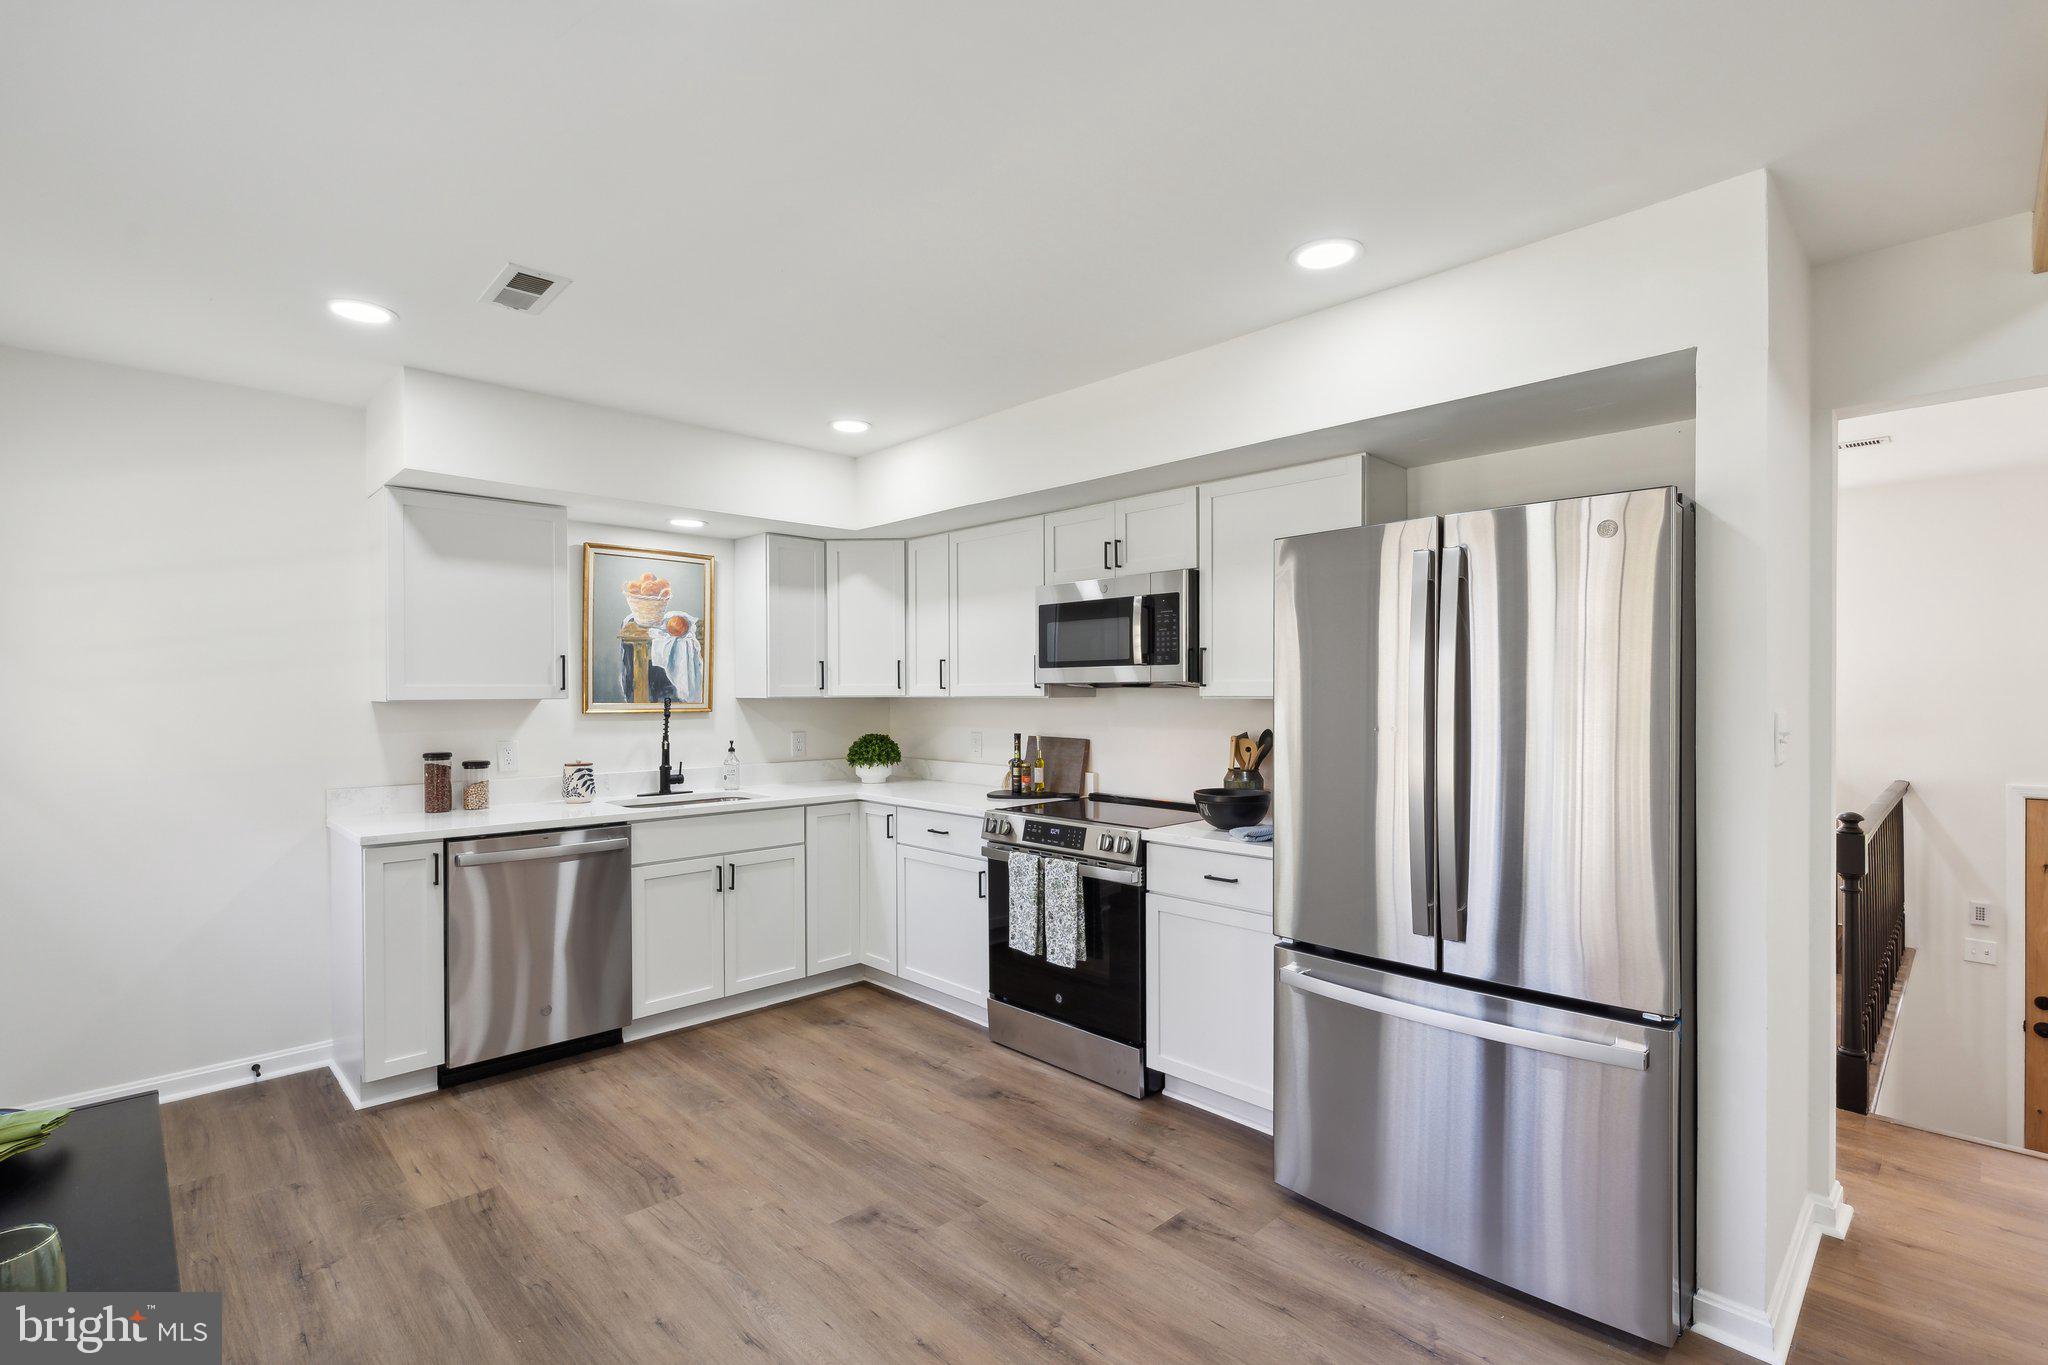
[581,542,715,714]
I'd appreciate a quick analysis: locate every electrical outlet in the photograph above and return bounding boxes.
[495,738,519,775]
[969,730,984,759]
[1964,938,1997,965]
[1969,900,1992,928]
[789,730,807,759]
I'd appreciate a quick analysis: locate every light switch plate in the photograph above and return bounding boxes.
[789,729,807,759]
[495,738,519,775]
[969,730,984,759]
[1965,938,1997,965]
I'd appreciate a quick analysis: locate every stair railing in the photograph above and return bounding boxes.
[1837,779,1908,1114]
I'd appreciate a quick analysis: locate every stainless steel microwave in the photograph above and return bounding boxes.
[1034,569,1198,687]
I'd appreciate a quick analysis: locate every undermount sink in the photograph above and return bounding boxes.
[611,791,759,809]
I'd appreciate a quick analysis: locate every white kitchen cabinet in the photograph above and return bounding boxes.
[724,845,808,994]
[826,540,905,695]
[1198,455,1364,697]
[378,487,568,701]
[897,844,989,1006]
[1045,488,1197,583]
[949,515,1044,696]
[734,534,828,697]
[805,803,861,973]
[1146,891,1277,1109]
[859,804,900,972]
[632,856,726,1017]
[905,532,952,695]
[361,844,447,1081]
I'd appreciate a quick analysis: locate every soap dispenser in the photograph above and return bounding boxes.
[720,740,740,791]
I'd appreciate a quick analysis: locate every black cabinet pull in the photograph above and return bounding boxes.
[978,869,987,899]
[558,654,568,691]
[431,852,440,886]
[1114,538,1124,568]
[885,814,894,839]
[1103,541,1112,571]
[927,827,947,836]
[715,864,723,893]
[818,660,826,690]
[1203,873,1240,884]
[728,862,737,889]
[939,658,947,691]
[897,659,903,690]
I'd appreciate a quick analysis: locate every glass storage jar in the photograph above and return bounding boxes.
[423,752,454,814]
[461,760,491,810]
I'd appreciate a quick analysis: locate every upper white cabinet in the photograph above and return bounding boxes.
[734,534,828,698]
[949,515,1044,697]
[825,540,906,696]
[905,532,952,696]
[804,803,861,974]
[1044,488,1197,584]
[360,844,446,1082]
[379,488,568,701]
[1198,456,1364,697]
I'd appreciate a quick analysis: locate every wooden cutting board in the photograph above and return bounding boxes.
[1037,736,1090,798]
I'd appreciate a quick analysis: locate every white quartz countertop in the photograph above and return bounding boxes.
[1143,819,1275,861]
[330,779,1029,848]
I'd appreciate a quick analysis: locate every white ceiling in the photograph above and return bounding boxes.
[1837,382,2048,489]
[4,2,2045,455]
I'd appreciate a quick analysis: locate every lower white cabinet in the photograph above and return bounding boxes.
[632,856,726,1016]
[805,803,861,973]
[361,843,447,1082]
[632,843,806,1016]
[1146,892,1277,1109]
[724,845,808,995]
[858,804,900,972]
[897,843,989,1006]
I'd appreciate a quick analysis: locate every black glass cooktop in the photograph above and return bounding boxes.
[1009,795,1199,828]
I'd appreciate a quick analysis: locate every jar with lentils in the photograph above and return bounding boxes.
[423,752,453,814]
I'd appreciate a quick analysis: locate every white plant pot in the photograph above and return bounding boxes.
[853,764,895,785]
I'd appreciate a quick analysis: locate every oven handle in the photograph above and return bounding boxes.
[980,845,1143,885]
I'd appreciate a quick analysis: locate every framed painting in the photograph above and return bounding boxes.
[581,543,714,714]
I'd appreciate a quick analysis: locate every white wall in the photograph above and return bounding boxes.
[0,346,878,1106]
[1401,419,1695,517]
[1837,458,2048,1145]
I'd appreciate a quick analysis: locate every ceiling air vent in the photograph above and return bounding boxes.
[480,263,571,314]
[1836,434,1892,450]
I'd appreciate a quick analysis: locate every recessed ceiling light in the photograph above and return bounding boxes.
[830,418,871,434]
[669,517,705,529]
[327,298,397,325]
[1289,238,1362,271]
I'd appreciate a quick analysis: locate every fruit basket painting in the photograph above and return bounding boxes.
[581,542,714,714]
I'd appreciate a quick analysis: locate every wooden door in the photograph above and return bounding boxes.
[632,856,725,1018]
[804,803,860,974]
[2027,800,2048,1151]
[826,540,905,695]
[725,845,807,994]
[905,533,952,695]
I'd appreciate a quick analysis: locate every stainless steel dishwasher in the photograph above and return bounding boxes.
[443,824,632,1082]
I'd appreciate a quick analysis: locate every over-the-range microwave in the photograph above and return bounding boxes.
[1034,569,1198,687]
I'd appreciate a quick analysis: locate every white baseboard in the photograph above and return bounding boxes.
[1691,1181,1853,1363]
[28,1040,333,1112]
[329,1061,438,1111]
[623,968,865,1044]
[859,969,988,1027]
[1163,1076,1273,1134]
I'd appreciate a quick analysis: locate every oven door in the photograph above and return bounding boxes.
[1035,571,1196,686]
[985,847,1146,1046]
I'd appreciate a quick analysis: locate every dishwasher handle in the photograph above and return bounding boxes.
[452,836,629,868]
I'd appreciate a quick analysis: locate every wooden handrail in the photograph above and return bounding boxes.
[1859,779,1909,834]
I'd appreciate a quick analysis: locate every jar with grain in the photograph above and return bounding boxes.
[423,752,453,814]
[461,760,491,810]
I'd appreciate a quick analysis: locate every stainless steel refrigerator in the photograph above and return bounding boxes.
[1272,486,1693,1345]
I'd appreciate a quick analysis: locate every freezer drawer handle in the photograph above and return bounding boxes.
[1277,964,1649,1070]
[452,837,630,867]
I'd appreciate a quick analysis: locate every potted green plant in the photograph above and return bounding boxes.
[846,732,902,785]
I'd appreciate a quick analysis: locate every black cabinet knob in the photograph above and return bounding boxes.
[2035,1022,2048,1039]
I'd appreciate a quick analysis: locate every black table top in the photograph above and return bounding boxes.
[0,1092,179,1291]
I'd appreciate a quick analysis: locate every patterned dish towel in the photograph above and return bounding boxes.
[1042,857,1086,968]
[1007,851,1043,955]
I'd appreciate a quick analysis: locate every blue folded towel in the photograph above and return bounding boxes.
[1228,824,1274,844]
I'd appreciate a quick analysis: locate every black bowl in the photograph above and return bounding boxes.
[1192,787,1272,830]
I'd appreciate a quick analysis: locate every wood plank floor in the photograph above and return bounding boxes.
[161,985,2040,1363]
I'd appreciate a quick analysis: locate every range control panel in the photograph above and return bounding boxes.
[1022,819,1087,851]
[1142,592,1181,664]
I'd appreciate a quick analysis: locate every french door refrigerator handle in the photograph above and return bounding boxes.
[1278,964,1649,1070]
[1436,544,1467,942]
[1407,547,1436,937]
